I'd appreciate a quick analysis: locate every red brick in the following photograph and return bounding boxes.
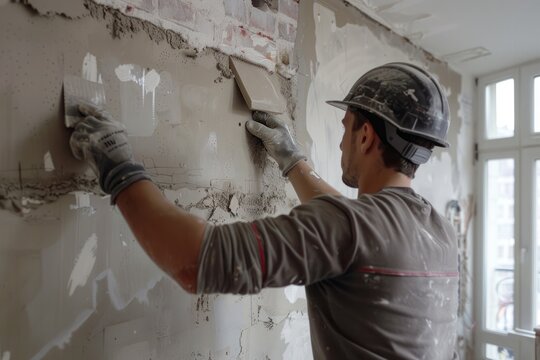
[249,6,276,35]
[278,0,298,21]
[158,0,194,25]
[222,24,254,48]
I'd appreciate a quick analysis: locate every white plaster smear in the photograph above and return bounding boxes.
[30,309,93,360]
[280,311,313,359]
[32,268,162,360]
[306,3,417,198]
[114,64,161,136]
[28,198,165,360]
[67,234,98,296]
[69,191,91,210]
[82,52,103,84]
[114,65,161,94]
[283,285,306,304]
[1,351,10,360]
[43,151,55,172]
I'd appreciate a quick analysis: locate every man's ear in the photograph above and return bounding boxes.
[359,122,377,153]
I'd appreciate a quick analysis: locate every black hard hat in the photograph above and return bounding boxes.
[327,62,450,164]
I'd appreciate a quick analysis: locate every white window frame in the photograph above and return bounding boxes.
[475,61,540,360]
[477,68,520,152]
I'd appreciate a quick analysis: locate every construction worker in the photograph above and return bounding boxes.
[69,62,458,359]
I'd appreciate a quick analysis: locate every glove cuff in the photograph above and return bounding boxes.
[101,161,152,204]
[281,155,308,177]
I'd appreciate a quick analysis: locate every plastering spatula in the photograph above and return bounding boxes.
[229,57,286,114]
[63,75,106,128]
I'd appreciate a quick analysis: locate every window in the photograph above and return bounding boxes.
[485,79,515,139]
[484,158,515,332]
[476,62,540,359]
[535,77,540,133]
[535,160,540,326]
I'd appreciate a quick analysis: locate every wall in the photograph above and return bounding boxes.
[0,0,474,359]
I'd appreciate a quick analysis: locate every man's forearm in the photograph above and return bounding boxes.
[287,161,341,203]
[116,180,206,293]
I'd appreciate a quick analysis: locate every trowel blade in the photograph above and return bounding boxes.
[63,75,106,128]
[229,57,286,114]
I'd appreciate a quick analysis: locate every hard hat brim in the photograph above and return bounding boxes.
[326,100,450,148]
[326,100,350,112]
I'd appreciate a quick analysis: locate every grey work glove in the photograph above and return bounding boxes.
[246,111,307,176]
[69,102,151,204]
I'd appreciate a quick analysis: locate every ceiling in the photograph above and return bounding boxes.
[347,0,540,77]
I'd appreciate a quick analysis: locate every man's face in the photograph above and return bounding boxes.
[340,110,360,188]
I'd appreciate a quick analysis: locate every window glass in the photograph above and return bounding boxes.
[485,79,515,139]
[533,160,540,326]
[486,343,515,360]
[535,77,540,133]
[485,159,515,332]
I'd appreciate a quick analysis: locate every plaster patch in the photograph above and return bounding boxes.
[155,71,181,125]
[283,285,306,304]
[31,267,164,359]
[228,194,240,216]
[68,234,98,296]
[251,34,268,47]
[280,311,313,359]
[43,152,55,172]
[69,191,95,215]
[30,310,94,360]
[114,64,160,136]
[81,52,102,83]
[69,191,91,210]
[1,351,10,360]
[0,178,97,215]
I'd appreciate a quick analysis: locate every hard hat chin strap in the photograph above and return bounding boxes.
[382,121,432,165]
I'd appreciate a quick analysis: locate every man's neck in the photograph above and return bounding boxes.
[357,168,412,195]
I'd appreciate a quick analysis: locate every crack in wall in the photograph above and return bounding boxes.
[0,177,98,214]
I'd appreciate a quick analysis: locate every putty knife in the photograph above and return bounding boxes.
[63,75,106,128]
[229,57,286,114]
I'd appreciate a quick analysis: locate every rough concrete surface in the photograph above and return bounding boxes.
[0,0,473,359]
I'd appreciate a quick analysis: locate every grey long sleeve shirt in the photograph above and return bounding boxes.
[197,187,458,359]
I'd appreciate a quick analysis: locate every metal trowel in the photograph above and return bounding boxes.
[229,57,286,114]
[63,74,106,128]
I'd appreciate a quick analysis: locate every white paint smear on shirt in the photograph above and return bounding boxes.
[67,234,98,296]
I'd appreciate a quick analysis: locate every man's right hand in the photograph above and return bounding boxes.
[246,111,307,176]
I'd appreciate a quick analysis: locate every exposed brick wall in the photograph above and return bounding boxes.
[93,0,299,76]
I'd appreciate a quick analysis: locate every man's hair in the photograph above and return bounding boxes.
[351,109,435,178]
